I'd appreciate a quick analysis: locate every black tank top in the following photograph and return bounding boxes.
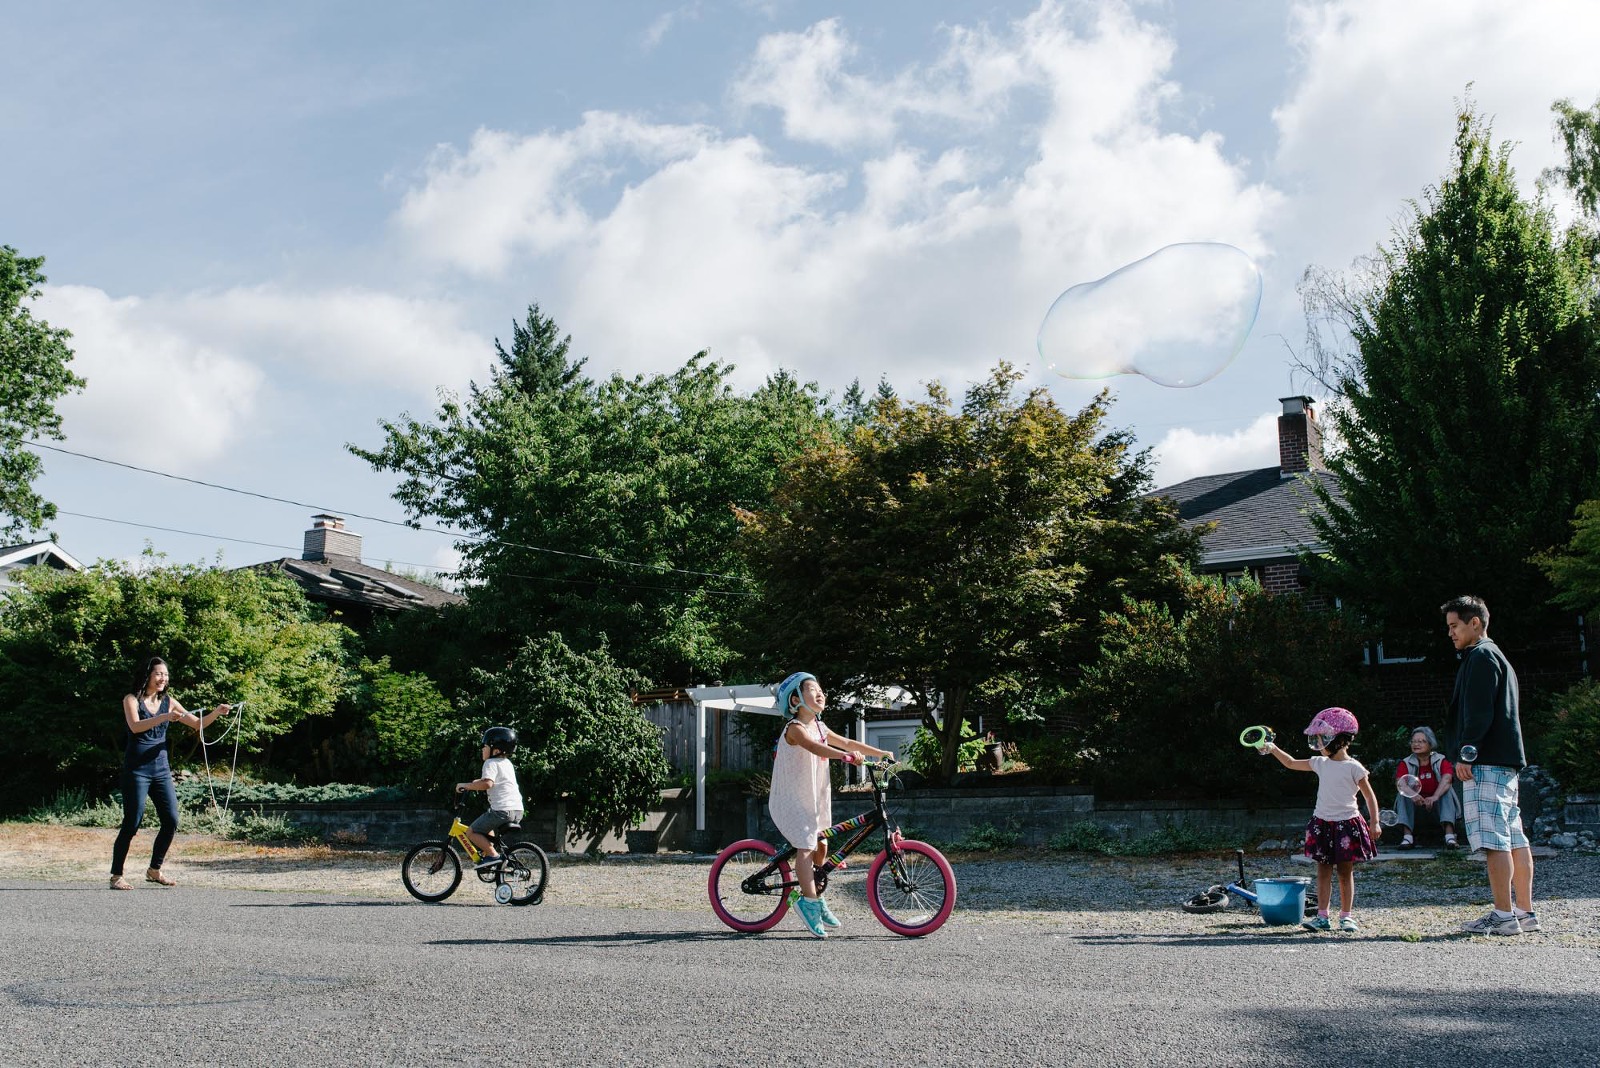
[124,694,171,769]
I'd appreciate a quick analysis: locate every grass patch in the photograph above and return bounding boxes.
[951,822,1024,852]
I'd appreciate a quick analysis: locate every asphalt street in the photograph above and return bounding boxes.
[2,882,1596,1067]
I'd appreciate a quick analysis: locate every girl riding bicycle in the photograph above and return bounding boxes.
[768,672,891,938]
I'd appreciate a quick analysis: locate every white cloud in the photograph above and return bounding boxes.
[157,286,490,396]
[36,285,264,470]
[394,114,714,276]
[642,3,701,51]
[1273,0,1600,270]
[34,283,490,469]
[392,2,1281,391]
[1149,412,1279,487]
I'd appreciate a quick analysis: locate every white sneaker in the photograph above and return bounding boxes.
[1461,910,1521,936]
[1517,911,1542,933]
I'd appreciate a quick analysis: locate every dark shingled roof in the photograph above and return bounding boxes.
[1152,467,1343,566]
[256,557,465,614]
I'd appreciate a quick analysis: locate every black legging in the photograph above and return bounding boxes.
[110,765,180,876]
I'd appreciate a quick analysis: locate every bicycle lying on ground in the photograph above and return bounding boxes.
[401,793,549,906]
[707,759,957,937]
[1181,848,1318,917]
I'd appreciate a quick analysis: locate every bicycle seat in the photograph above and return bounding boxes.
[502,822,521,832]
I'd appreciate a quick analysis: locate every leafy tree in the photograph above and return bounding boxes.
[1546,95,1600,218]
[0,556,351,814]
[1067,568,1370,800]
[1298,109,1600,650]
[739,363,1200,782]
[350,305,834,685]
[0,247,86,536]
[449,633,669,842]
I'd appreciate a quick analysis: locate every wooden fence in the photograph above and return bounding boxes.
[640,700,772,775]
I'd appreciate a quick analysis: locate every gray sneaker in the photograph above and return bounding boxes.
[1461,911,1521,936]
[1517,911,1542,933]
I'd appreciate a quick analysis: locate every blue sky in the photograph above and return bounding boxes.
[6,0,1600,577]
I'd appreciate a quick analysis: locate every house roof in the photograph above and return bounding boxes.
[256,557,465,613]
[1152,467,1343,567]
[0,541,85,572]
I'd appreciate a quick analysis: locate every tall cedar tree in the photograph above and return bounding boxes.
[739,364,1199,783]
[350,305,834,686]
[1302,110,1600,652]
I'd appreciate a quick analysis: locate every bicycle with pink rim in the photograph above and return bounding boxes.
[707,760,957,937]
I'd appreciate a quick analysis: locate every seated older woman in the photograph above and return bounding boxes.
[1394,726,1461,849]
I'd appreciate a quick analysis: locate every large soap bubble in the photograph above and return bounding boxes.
[1037,242,1263,388]
[1396,774,1422,800]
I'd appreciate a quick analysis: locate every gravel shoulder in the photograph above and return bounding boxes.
[5,823,1595,944]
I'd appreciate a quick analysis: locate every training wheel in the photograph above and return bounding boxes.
[494,883,514,905]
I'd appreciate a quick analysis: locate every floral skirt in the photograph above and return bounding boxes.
[1303,815,1377,865]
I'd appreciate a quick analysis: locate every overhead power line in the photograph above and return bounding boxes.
[55,509,752,599]
[28,440,754,584]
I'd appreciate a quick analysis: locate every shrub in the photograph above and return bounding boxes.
[952,822,1023,851]
[904,722,985,777]
[454,634,670,840]
[1065,569,1367,801]
[1014,736,1084,785]
[1540,679,1600,793]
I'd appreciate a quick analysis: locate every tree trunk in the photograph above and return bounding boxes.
[937,687,968,784]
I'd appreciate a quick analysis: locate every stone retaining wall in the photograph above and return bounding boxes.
[249,788,1596,854]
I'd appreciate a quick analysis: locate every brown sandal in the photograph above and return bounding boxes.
[145,868,176,887]
[109,875,132,891]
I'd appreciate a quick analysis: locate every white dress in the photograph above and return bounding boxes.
[768,719,833,849]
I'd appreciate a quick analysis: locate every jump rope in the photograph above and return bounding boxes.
[190,697,247,820]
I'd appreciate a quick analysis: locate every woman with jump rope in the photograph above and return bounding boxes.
[1258,707,1381,932]
[108,656,237,890]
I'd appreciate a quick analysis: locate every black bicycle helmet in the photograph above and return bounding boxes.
[481,725,518,755]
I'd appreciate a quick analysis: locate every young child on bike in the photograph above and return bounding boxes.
[768,672,892,938]
[1260,707,1381,932]
[455,726,523,868]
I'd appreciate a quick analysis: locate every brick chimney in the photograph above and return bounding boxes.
[302,514,363,563]
[1278,396,1324,476]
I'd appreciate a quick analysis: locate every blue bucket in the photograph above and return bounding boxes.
[1254,877,1310,925]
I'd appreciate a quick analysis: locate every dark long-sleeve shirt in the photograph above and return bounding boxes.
[1446,637,1526,770]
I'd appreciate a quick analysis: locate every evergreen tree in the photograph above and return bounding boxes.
[1301,109,1600,650]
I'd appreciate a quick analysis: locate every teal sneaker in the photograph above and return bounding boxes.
[1301,915,1332,932]
[794,896,828,938]
[816,896,842,928]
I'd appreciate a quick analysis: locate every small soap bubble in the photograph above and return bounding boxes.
[1396,774,1422,799]
[1036,242,1263,388]
[1379,809,1398,827]
[1459,745,1478,764]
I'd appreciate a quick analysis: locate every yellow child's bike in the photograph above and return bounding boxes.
[401,792,549,905]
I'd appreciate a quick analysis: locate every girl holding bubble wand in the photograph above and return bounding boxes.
[1258,707,1381,932]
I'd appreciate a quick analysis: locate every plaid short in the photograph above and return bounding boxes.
[1463,766,1529,852]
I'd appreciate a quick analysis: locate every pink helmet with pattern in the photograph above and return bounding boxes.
[1303,707,1359,736]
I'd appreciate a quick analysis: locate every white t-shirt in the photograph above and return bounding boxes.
[1310,755,1368,821]
[482,756,523,813]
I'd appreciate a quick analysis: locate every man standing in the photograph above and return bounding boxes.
[1442,595,1538,935]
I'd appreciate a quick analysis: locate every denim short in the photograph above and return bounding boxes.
[1463,766,1529,852]
[469,808,522,835]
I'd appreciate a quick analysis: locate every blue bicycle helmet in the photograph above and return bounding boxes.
[774,671,819,721]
